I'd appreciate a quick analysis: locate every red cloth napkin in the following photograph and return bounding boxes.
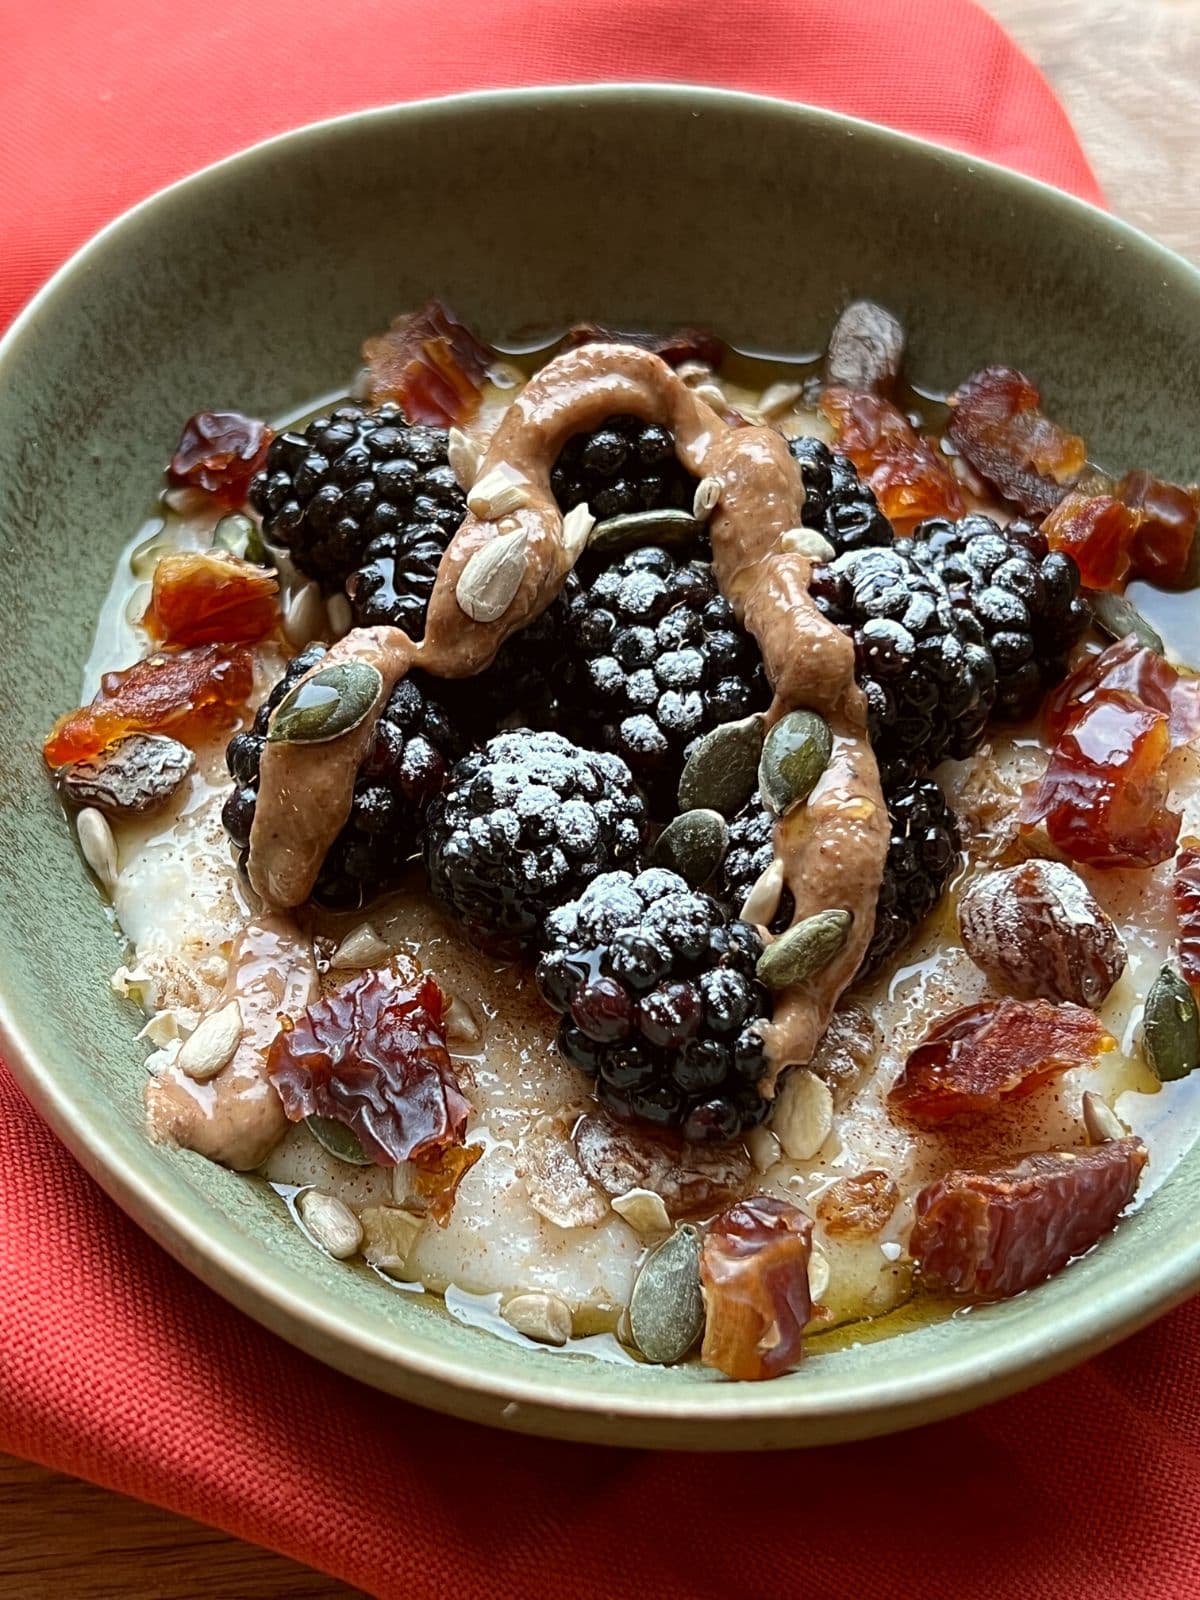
[10,5,1195,1598]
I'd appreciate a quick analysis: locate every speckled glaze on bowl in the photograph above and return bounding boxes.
[2,86,1199,1450]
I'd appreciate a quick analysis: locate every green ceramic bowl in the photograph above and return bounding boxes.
[2,86,1198,1450]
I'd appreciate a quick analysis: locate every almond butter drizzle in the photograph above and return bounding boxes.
[247,344,888,1086]
[145,915,318,1170]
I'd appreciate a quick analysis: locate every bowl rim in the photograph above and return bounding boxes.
[4,81,1200,1447]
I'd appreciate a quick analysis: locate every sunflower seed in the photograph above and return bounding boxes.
[628,1225,704,1366]
[611,1188,672,1235]
[212,512,266,564]
[360,1205,423,1276]
[467,463,531,520]
[447,426,482,490]
[808,1243,832,1303]
[693,381,728,411]
[444,994,483,1045]
[124,582,152,625]
[281,580,327,648]
[60,733,194,818]
[177,1000,243,1081]
[297,1190,363,1259]
[306,1115,373,1166]
[759,710,833,816]
[587,507,702,556]
[326,591,353,640]
[1082,1090,1127,1145]
[456,527,529,622]
[1087,588,1164,654]
[1142,962,1200,1082]
[562,502,596,563]
[757,381,803,420]
[328,923,391,970]
[650,808,728,888]
[772,1067,834,1159]
[676,361,714,387]
[740,856,785,926]
[745,1124,782,1173]
[501,1291,573,1346]
[692,476,721,519]
[76,807,119,895]
[757,910,853,990]
[781,526,837,562]
[677,714,765,816]
[269,659,383,745]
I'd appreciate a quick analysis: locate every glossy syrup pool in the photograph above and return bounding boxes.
[75,335,1200,1374]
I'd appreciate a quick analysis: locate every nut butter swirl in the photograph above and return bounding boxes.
[248,344,888,1084]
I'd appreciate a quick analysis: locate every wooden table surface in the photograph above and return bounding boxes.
[4,3,1198,1596]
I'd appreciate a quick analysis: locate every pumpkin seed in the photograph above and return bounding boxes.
[212,512,266,564]
[757,909,853,990]
[1087,588,1164,654]
[268,660,383,745]
[759,710,833,816]
[650,808,728,887]
[677,714,765,816]
[1142,962,1200,1082]
[455,526,529,622]
[628,1224,704,1366]
[587,507,703,556]
[306,1114,373,1166]
[60,733,194,817]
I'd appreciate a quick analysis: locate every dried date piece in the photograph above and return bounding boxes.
[168,410,272,507]
[572,1114,750,1219]
[947,366,1085,516]
[1042,635,1200,749]
[700,1195,813,1381]
[361,299,490,424]
[145,551,279,648]
[820,386,964,528]
[57,732,194,817]
[1042,491,1139,590]
[559,323,726,370]
[1175,837,1200,991]
[816,1170,899,1239]
[889,997,1112,1126]
[266,969,470,1170]
[1117,470,1200,588]
[824,300,905,397]
[958,861,1126,1007]
[910,1138,1147,1299]
[43,644,255,768]
[808,1004,881,1109]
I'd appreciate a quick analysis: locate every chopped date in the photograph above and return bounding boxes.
[1042,492,1139,590]
[43,644,255,768]
[889,997,1112,1126]
[145,550,279,647]
[361,299,490,425]
[910,1138,1147,1299]
[947,366,1085,516]
[820,386,964,528]
[559,323,726,370]
[1117,470,1199,588]
[816,1169,899,1239]
[266,969,470,1169]
[700,1195,812,1381]
[168,410,272,507]
[1043,635,1200,749]
[572,1113,750,1219]
[1175,837,1200,990]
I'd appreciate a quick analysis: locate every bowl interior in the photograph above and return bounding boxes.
[2,85,1199,1448]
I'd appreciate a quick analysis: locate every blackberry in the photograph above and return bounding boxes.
[562,545,769,806]
[809,545,996,785]
[901,514,1091,719]
[248,404,463,592]
[859,777,961,979]
[537,868,771,1143]
[435,595,576,739]
[788,436,893,556]
[424,730,647,951]
[551,414,696,519]
[222,648,462,909]
[718,777,961,979]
